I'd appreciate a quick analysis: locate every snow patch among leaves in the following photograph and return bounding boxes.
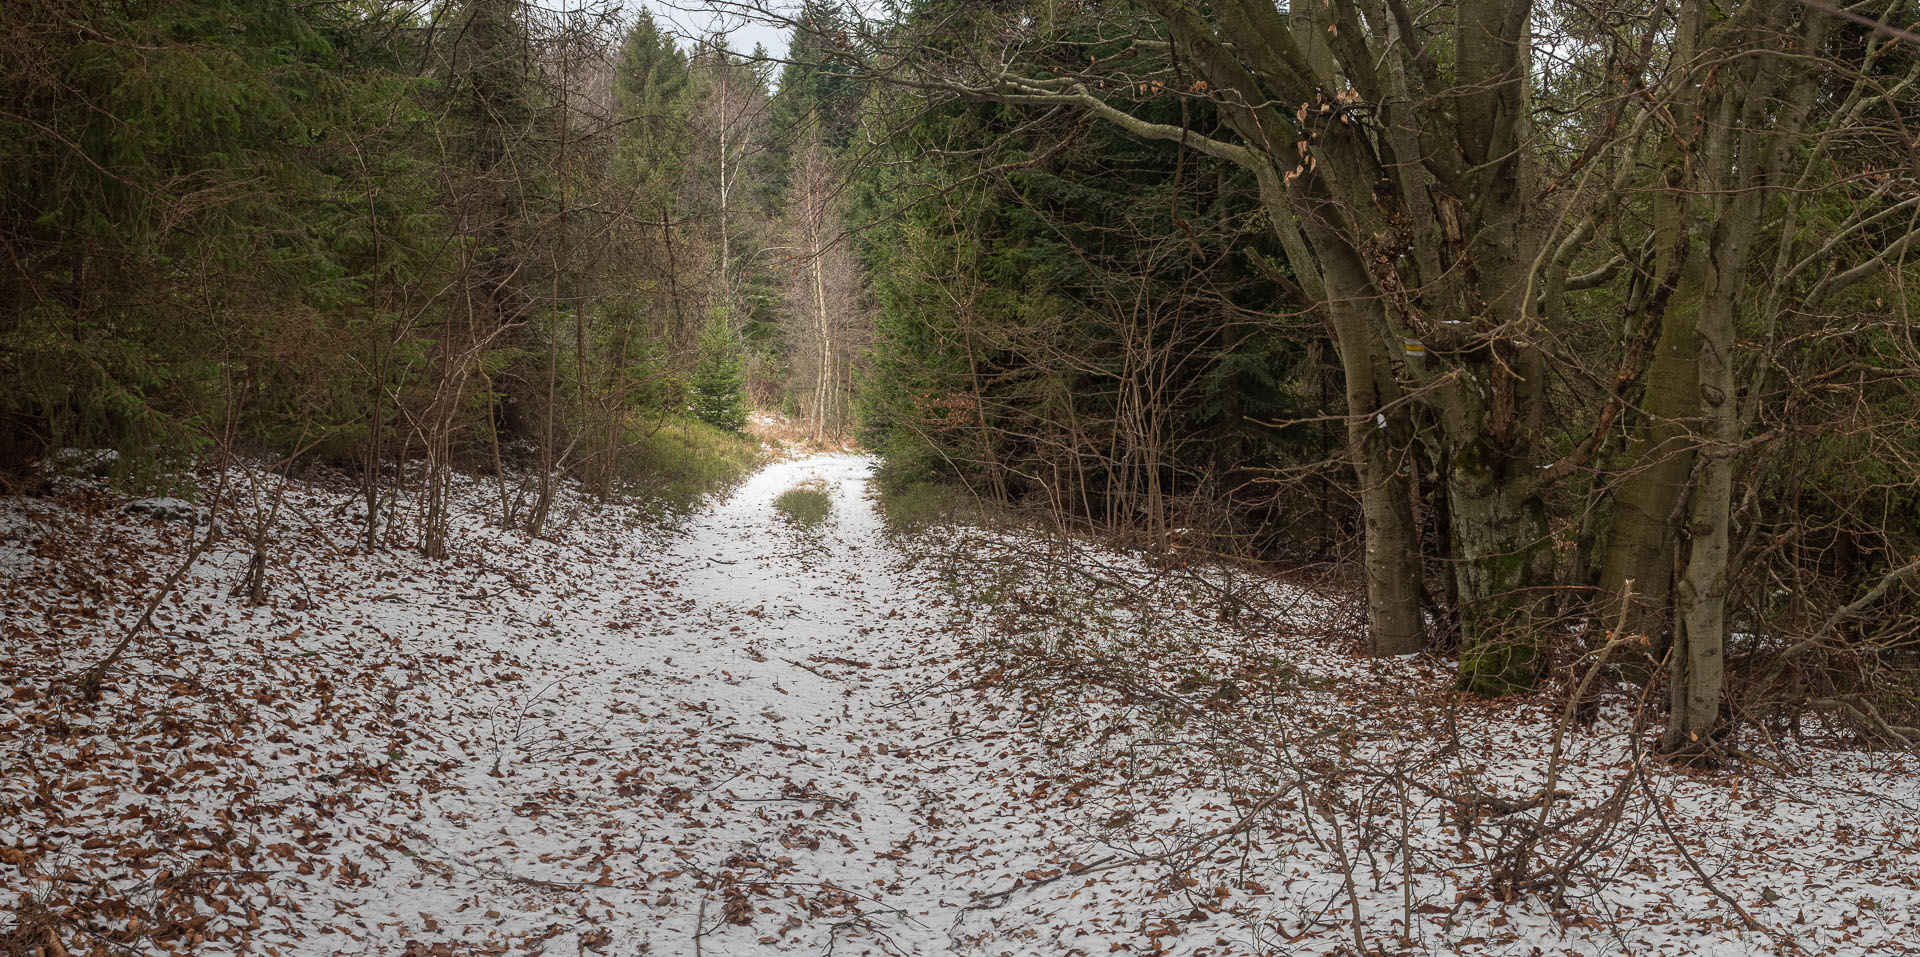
[2,454,1916,955]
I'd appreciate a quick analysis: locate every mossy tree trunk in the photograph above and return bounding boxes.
[1446,435,1554,694]
[1594,145,1705,654]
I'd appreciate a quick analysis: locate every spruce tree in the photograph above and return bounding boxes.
[688,315,750,433]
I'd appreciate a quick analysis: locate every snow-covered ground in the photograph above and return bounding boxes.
[3,454,1917,955]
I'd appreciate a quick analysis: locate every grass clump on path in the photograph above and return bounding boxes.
[774,479,833,527]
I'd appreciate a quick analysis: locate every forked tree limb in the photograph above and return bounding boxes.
[74,462,232,702]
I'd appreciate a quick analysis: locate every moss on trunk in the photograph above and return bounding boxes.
[1448,438,1555,696]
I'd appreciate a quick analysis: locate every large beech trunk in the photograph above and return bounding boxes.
[1445,438,1555,694]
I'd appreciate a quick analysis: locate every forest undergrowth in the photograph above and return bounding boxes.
[897,514,1920,955]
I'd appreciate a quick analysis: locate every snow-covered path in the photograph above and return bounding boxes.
[516,451,1064,954]
[341,452,1093,956]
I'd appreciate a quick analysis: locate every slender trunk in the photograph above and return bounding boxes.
[531,44,571,539]
[1596,147,1703,651]
[1302,222,1424,656]
[422,304,459,560]
[599,291,636,500]
[810,249,826,440]
[1666,296,1736,753]
[362,170,386,553]
[364,380,383,552]
[1344,339,1425,655]
[1668,172,1762,754]
[662,205,685,345]
[805,150,833,443]
[716,62,732,324]
[1668,224,1751,752]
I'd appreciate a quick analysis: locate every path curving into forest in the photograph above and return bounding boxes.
[347,452,1107,956]
[582,451,1077,954]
